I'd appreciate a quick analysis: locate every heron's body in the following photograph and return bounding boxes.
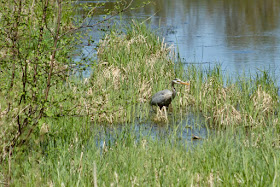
[151,89,175,109]
[150,78,189,109]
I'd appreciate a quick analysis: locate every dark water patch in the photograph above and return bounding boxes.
[93,111,209,153]
[232,50,255,54]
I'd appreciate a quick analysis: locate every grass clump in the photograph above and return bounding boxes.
[75,21,184,123]
[181,66,279,127]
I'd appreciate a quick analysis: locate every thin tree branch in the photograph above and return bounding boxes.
[44,0,62,101]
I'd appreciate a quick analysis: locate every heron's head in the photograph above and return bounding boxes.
[172,78,190,85]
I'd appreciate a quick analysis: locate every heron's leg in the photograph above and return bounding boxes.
[162,106,168,122]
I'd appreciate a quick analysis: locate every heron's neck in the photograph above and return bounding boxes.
[171,82,176,98]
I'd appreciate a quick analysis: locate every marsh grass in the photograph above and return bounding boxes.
[181,65,279,127]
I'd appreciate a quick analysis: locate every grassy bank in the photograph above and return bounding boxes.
[1,21,280,186]
[2,117,280,186]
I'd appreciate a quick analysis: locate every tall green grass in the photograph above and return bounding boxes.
[1,117,280,186]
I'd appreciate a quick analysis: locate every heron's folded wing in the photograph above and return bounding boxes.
[151,90,172,105]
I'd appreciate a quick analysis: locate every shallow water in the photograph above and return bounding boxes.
[94,111,209,150]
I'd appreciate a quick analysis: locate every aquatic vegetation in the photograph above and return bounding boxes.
[152,107,169,123]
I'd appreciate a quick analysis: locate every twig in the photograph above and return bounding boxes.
[140,10,159,24]
[93,162,98,187]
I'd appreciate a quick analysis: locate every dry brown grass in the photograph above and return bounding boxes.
[251,85,276,115]
[152,107,169,123]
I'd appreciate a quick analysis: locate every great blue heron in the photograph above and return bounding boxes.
[150,78,190,109]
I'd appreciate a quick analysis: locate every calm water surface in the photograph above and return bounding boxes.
[94,112,208,149]
[76,0,280,77]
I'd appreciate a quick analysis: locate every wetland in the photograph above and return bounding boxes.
[1,0,280,186]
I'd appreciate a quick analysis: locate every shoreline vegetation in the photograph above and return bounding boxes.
[1,7,280,186]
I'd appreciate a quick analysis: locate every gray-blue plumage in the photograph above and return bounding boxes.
[150,78,189,109]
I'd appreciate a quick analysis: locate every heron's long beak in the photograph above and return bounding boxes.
[180,81,190,86]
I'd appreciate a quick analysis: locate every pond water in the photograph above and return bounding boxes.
[74,0,280,143]
[75,0,280,78]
